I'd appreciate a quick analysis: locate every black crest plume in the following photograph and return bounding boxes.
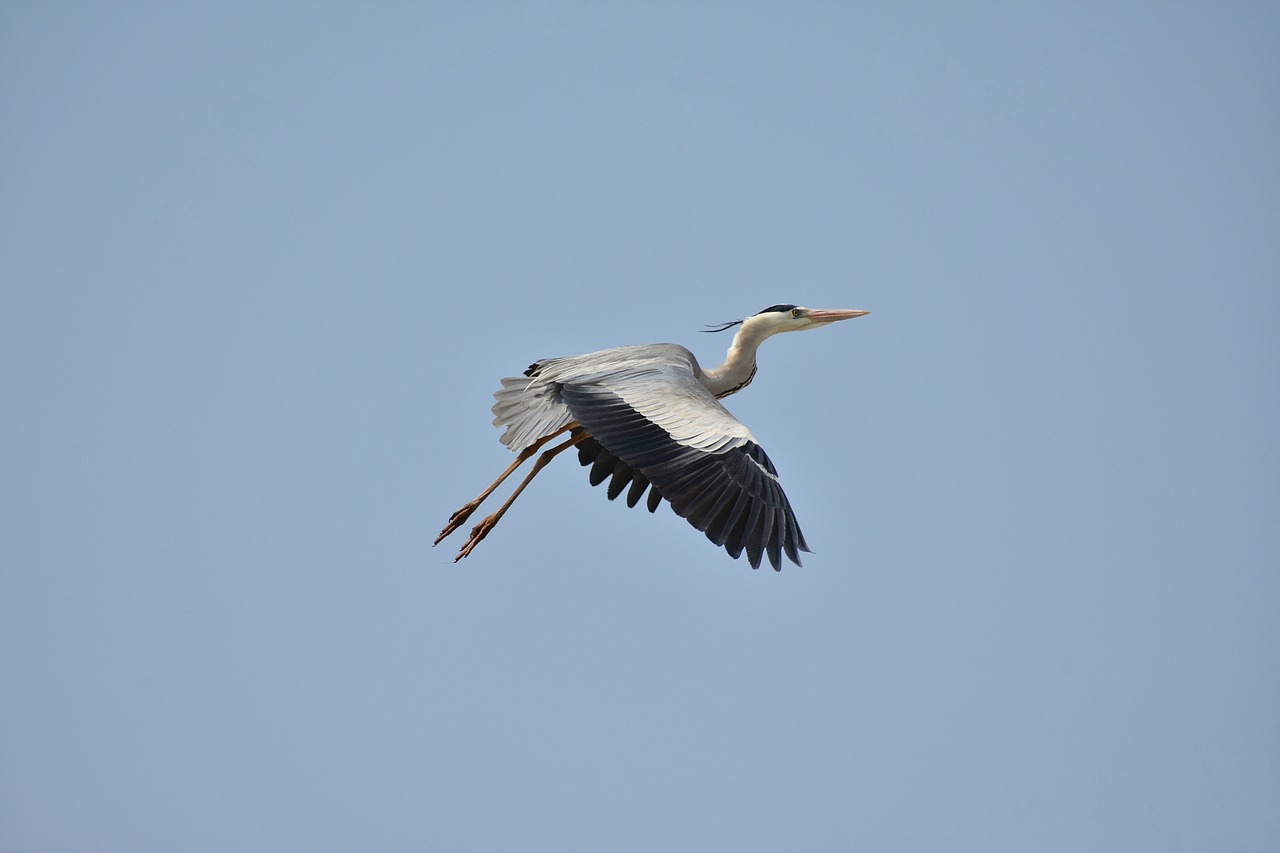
[701,318,742,333]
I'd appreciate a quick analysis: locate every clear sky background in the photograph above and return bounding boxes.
[2,3,1277,851]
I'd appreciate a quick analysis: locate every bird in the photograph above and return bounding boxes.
[434,304,870,570]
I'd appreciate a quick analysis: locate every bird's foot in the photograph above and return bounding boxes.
[454,514,499,561]
[434,501,480,546]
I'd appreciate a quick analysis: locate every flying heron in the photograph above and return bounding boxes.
[435,304,869,570]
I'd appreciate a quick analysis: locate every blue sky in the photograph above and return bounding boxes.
[2,3,1277,851]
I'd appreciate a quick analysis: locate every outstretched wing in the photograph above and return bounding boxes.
[558,360,810,571]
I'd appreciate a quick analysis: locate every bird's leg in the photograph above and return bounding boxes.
[434,423,578,546]
[454,431,588,562]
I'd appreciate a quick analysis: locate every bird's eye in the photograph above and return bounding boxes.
[791,308,802,318]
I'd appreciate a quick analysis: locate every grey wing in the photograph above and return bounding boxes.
[560,364,810,571]
[491,344,688,452]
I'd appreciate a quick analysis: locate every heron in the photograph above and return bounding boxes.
[435,304,870,570]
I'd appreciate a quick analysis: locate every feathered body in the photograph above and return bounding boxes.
[436,304,868,570]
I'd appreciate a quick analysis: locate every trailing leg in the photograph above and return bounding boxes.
[454,431,588,561]
[434,423,577,546]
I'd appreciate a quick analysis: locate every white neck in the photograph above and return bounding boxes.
[701,320,775,398]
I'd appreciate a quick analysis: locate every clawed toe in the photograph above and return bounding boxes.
[434,502,480,546]
[454,516,497,561]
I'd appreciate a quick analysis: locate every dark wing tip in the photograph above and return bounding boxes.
[576,430,663,510]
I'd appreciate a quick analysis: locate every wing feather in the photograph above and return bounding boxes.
[626,470,652,508]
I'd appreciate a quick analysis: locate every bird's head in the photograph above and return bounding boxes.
[704,304,870,337]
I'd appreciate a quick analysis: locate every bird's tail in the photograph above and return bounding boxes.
[490,375,574,452]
